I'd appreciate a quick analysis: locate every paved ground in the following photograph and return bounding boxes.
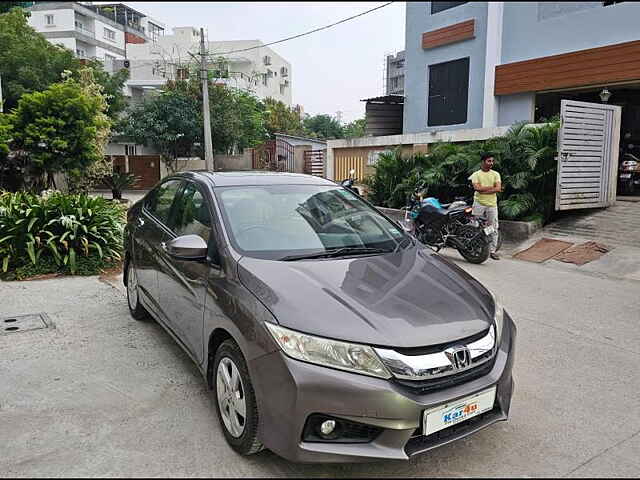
[1,250,639,477]
[90,190,147,205]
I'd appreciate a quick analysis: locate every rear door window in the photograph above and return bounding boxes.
[144,179,183,227]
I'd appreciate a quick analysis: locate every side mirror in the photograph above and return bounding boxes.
[163,234,208,261]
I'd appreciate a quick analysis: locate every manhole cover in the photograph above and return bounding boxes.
[0,313,51,335]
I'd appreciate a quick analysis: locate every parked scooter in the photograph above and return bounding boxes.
[340,169,361,196]
[618,152,640,195]
[400,184,496,264]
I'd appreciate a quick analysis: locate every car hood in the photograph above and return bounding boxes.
[237,246,495,349]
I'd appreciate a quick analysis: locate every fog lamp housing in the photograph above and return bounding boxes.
[302,414,383,443]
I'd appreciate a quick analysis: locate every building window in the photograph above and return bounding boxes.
[262,73,268,86]
[427,57,469,126]
[104,54,115,65]
[104,27,115,41]
[148,22,164,43]
[280,84,285,95]
[76,48,86,58]
[125,145,137,156]
[176,67,189,80]
[431,2,467,14]
[45,14,54,25]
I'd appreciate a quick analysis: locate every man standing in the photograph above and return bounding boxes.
[469,154,502,260]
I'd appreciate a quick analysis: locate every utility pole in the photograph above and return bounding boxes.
[200,27,214,171]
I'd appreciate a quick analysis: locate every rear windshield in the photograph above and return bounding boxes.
[214,184,407,260]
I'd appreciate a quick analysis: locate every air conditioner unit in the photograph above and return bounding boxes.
[263,55,271,66]
[267,69,274,78]
[280,66,288,77]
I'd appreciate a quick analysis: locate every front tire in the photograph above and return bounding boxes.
[213,339,263,456]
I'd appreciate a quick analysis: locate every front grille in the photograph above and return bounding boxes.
[392,328,490,356]
[404,406,503,457]
[392,355,496,395]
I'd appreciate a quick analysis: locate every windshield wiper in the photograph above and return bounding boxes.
[280,247,392,261]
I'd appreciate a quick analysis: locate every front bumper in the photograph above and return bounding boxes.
[249,312,517,463]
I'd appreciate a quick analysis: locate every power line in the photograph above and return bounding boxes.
[208,2,394,56]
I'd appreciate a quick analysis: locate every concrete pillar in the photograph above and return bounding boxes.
[325,146,335,180]
[293,144,311,174]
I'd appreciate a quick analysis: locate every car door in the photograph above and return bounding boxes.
[156,180,213,364]
[134,179,183,313]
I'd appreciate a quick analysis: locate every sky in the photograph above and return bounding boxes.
[121,1,406,123]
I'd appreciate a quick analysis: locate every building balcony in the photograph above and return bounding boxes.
[75,23,95,38]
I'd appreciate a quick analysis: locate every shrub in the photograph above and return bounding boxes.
[0,190,125,275]
[364,120,560,223]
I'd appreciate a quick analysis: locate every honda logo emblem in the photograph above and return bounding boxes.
[445,346,471,370]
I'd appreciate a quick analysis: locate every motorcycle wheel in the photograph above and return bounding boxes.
[457,225,490,264]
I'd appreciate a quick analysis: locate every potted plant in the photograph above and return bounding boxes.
[102,171,140,202]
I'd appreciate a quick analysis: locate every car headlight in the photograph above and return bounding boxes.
[264,323,392,379]
[489,290,505,346]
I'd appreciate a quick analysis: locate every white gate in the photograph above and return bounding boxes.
[556,100,621,211]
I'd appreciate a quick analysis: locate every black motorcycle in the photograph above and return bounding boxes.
[401,186,495,264]
[618,153,640,196]
[340,169,361,196]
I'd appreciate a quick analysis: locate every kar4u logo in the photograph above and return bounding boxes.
[442,402,478,423]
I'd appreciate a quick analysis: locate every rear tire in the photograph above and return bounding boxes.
[457,225,491,264]
[126,260,149,320]
[213,339,264,456]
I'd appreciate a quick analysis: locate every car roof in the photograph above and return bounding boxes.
[173,170,339,188]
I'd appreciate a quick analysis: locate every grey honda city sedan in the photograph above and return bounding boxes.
[123,171,516,463]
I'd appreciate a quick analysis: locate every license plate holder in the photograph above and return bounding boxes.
[422,386,497,437]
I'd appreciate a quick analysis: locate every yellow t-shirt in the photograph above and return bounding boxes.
[469,170,501,207]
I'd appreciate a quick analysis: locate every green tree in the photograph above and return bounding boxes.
[303,114,344,139]
[263,97,304,138]
[343,118,366,139]
[0,9,126,122]
[209,85,267,154]
[119,88,203,172]
[0,2,33,14]
[84,59,130,123]
[10,71,110,188]
[0,9,80,112]
[0,114,12,161]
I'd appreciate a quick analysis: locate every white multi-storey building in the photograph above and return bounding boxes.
[27,2,164,62]
[126,27,293,106]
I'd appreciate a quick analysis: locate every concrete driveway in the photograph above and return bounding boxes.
[1,253,639,477]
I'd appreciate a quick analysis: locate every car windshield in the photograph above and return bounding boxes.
[214,184,409,260]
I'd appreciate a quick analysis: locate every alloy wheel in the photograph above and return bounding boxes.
[216,357,247,438]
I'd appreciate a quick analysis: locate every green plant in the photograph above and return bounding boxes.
[363,148,430,208]
[102,171,140,200]
[9,69,111,188]
[0,190,125,274]
[364,120,560,223]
